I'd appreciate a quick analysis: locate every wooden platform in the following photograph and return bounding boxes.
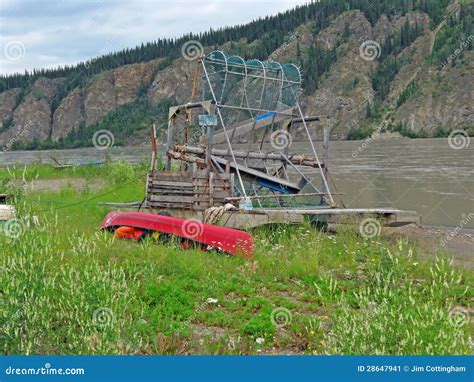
[146,169,234,210]
[144,206,420,229]
[215,208,420,229]
[251,208,420,227]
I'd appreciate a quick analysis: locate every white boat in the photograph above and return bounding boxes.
[0,204,16,226]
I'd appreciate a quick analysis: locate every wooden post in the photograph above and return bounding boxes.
[322,118,330,195]
[282,119,292,177]
[230,173,235,197]
[166,109,177,171]
[206,124,214,172]
[150,124,158,171]
[209,171,214,207]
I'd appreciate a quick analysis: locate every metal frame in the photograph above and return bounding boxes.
[161,51,335,209]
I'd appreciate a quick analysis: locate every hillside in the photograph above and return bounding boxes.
[0,0,473,150]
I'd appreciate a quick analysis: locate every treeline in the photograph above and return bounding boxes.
[0,0,452,94]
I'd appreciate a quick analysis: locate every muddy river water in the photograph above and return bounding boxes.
[1,137,472,228]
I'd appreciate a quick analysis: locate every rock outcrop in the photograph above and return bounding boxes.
[0,88,20,130]
[52,88,85,141]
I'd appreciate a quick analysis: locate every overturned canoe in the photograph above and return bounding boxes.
[100,211,254,258]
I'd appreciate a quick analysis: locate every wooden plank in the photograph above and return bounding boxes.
[254,208,418,215]
[212,108,295,144]
[165,117,175,170]
[213,186,231,192]
[209,172,214,207]
[151,176,192,183]
[193,181,219,187]
[192,205,209,210]
[323,122,330,192]
[211,179,230,185]
[151,173,193,178]
[150,183,190,189]
[230,173,235,197]
[224,192,342,201]
[193,174,212,179]
[150,171,193,178]
[211,191,230,198]
[212,155,300,192]
[147,202,194,210]
[150,180,194,187]
[148,188,214,195]
[148,195,195,203]
[149,187,194,193]
[149,185,194,191]
[193,201,210,206]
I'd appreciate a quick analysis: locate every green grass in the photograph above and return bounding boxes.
[1,162,472,355]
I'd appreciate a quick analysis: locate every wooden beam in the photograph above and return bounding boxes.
[166,150,206,166]
[322,122,330,194]
[175,145,322,168]
[211,155,300,193]
[212,108,295,144]
[225,192,344,201]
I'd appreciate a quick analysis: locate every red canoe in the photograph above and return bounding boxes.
[100,211,254,258]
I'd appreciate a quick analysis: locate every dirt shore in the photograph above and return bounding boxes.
[390,224,474,270]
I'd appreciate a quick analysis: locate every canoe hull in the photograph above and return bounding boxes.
[100,211,254,258]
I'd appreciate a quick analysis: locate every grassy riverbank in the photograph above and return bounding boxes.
[1,162,472,355]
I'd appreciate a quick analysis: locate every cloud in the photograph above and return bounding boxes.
[0,0,307,75]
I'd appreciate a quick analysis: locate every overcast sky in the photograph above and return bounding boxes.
[0,0,309,75]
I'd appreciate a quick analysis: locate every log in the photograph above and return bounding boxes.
[175,145,321,167]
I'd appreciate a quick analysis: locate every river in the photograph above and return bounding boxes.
[1,137,472,228]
